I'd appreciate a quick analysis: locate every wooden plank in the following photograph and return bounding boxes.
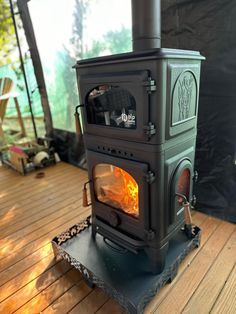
[0,167,83,204]
[152,221,236,314]
[0,175,88,230]
[0,172,87,210]
[0,209,89,272]
[182,229,236,314]
[0,173,86,221]
[0,166,87,211]
[42,281,92,314]
[0,191,84,240]
[0,165,23,181]
[0,169,88,248]
[13,96,26,137]
[0,167,73,193]
[68,287,109,314]
[13,269,85,314]
[0,216,88,300]
[0,262,73,313]
[0,191,83,237]
[0,201,89,256]
[0,170,84,209]
[0,162,72,188]
[145,213,220,313]
[210,263,236,314]
[0,171,19,183]
[0,163,83,197]
[1,175,86,222]
[0,199,83,251]
[0,253,57,302]
[96,299,125,314]
[0,243,52,287]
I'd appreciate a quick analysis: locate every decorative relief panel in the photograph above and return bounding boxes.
[172,71,197,126]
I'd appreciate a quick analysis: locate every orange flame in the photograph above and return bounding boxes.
[95,165,139,218]
[177,169,190,204]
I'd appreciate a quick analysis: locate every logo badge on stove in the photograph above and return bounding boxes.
[121,113,136,125]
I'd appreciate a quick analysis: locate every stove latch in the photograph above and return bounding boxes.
[144,122,156,138]
[144,229,155,241]
[145,171,156,184]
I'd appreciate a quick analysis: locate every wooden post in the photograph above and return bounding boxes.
[14,97,26,137]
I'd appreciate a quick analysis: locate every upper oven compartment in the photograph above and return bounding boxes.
[79,70,153,143]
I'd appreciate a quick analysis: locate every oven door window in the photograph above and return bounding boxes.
[86,85,136,129]
[93,163,139,218]
[176,168,190,204]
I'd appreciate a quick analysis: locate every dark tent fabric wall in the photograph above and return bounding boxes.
[161,0,236,222]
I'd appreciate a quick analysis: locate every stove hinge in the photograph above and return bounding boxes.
[145,171,156,184]
[144,122,156,138]
[144,77,156,94]
[144,229,155,241]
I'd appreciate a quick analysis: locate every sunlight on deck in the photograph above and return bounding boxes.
[0,192,7,199]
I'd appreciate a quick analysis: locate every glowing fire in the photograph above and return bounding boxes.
[177,169,190,204]
[94,164,139,217]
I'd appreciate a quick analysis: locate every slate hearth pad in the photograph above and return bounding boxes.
[52,217,201,314]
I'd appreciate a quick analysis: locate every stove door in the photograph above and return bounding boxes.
[87,150,150,239]
[79,70,151,142]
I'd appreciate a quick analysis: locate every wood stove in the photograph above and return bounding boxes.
[75,0,204,273]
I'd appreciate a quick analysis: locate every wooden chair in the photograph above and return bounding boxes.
[0,77,26,145]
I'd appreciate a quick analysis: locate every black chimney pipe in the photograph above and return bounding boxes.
[132,0,161,51]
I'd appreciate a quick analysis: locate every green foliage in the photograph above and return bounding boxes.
[83,40,106,59]
[71,0,89,59]
[48,49,78,131]
[0,0,17,66]
[104,26,132,54]
[70,1,132,60]
[0,0,24,92]
[49,0,89,130]
[83,26,132,58]
[48,0,131,131]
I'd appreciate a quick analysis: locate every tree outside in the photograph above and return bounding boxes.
[0,0,17,66]
[48,0,132,131]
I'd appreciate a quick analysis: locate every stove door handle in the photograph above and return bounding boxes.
[74,104,84,135]
[83,180,92,207]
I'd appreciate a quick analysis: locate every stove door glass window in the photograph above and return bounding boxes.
[176,168,190,204]
[86,85,136,129]
[93,163,139,218]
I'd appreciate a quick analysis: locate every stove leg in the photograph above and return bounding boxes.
[145,242,169,275]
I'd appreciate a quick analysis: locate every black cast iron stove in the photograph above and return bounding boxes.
[75,0,204,274]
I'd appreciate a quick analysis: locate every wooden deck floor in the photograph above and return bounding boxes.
[0,162,236,314]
